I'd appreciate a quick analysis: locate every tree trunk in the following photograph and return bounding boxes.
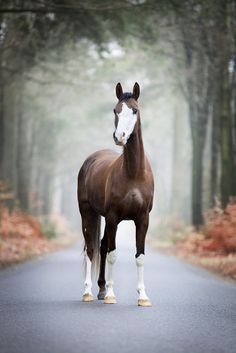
[233,69,236,195]
[16,82,29,210]
[41,173,52,214]
[219,2,236,207]
[229,0,236,199]
[210,83,221,206]
[220,64,235,206]
[0,70,4,177]
[171,100,191,223]
[0,47,5,179]
[191,134,204,226]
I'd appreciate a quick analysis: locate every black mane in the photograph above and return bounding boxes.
[119,92,133,101]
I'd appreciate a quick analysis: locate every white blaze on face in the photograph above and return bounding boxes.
[115,103,137,145]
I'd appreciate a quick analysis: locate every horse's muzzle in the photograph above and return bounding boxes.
[113,132,124,146]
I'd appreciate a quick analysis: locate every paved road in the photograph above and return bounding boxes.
[0,222,236,353]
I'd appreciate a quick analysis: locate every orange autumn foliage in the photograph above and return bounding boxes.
[0,205,58,267]
[0,181,75,267]
[0,206,42,239]
[181,202,236,256]
[203,203,236,253]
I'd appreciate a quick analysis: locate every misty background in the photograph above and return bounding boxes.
[0,0,235,239]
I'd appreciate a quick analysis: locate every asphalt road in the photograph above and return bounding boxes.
[0,222,236,353]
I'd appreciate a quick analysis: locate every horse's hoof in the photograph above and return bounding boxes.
[82,293,94,302]
[97,290,106,300]
[104,296,117,304]
[138,299,152,307]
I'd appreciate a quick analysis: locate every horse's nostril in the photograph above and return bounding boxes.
[122,132,125,137]
[113,132,118,143]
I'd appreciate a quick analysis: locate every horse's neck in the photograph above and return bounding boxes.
[123,119,145,179]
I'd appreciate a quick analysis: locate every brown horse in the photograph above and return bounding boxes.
[77,82,154,306]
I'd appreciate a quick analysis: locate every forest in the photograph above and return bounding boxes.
[0,0,236,274]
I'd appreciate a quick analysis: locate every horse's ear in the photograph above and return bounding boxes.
[133,82,140,100]
[116,82,123,100]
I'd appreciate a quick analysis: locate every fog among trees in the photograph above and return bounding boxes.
[0,0,236,234]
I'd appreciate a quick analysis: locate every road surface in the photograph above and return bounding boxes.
[0,221,236,353]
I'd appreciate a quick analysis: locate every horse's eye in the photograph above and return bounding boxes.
[133,109,137,114]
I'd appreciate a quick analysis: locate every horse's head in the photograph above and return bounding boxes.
[113,82,140,146]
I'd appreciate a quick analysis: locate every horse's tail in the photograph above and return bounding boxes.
[83,215,101,281]
[91,215,101,280]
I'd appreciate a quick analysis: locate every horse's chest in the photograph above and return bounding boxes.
[114,187,146,216]
[124,188,144,206]
[112,187,147,219]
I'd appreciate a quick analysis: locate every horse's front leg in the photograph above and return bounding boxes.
[104,214,118,304]
[135,214,152,307]
[97,230,107,300]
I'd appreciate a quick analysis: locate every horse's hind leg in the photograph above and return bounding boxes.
[80,204,100,302]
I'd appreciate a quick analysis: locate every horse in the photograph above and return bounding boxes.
[77,82,154,307]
